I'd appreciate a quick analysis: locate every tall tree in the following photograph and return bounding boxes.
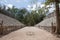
[45,0,60,34]
[55,0,60,34]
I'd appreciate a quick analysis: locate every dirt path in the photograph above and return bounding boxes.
[0,26,60,40]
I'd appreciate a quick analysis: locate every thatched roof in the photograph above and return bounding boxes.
[0,13,25,27]
[35,17,56,27]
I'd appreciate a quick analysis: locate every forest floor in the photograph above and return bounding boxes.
[0,26,60,40]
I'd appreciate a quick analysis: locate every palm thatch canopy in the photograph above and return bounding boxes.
[35,17,56,27]
[35,17,56,32]
[0,13,25,34]
[0,13,25,27]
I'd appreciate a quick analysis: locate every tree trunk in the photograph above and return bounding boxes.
[55,0,60,34]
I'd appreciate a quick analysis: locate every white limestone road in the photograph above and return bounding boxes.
[0,26,60,40]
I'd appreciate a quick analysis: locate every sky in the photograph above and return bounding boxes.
[0,0,55,14]
[0,0,45,9]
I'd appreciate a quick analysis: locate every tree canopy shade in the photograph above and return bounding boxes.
[45,0,55,5]
[45,0,60,5]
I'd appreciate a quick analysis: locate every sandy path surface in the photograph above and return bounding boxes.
[0,27,60,40]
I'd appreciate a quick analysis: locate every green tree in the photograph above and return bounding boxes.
[16,8,28,22]
[7,6,19,17]
[23,9,46,26]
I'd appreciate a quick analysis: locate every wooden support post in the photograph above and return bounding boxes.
[0,20,3,35]
[51,22,56,34]
[51,22,54,33]
[55,0,60,34]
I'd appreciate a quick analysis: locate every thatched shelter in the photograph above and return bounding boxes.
[35,17,56,32]
[0,13,25,34]
[35,17,56,27]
